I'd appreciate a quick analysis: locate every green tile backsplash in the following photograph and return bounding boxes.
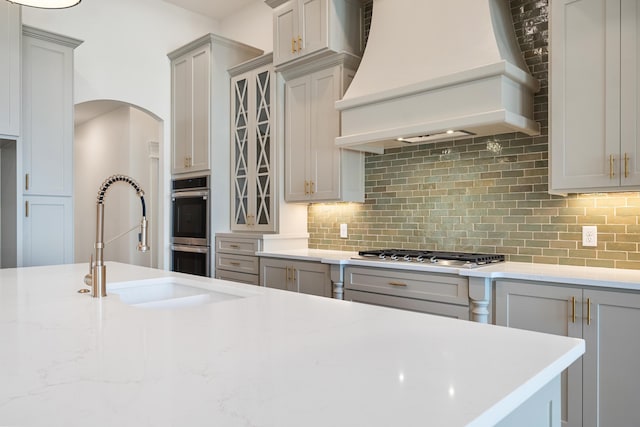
[307,0,640,269]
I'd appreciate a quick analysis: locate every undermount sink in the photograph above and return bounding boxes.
[108,277,255,309]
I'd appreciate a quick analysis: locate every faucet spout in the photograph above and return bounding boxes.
[87,174,149,298]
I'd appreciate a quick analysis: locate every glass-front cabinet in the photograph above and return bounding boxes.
[230,54,276,232]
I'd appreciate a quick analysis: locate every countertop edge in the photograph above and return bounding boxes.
[256,250,640,290]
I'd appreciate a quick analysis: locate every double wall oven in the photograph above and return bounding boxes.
[171,176,210,276]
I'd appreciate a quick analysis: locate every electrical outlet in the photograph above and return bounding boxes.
[340,223,348,239]
[582,226,597,247]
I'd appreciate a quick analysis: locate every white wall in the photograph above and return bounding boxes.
[74,107,130,264]
[219,1,274,53]
[74,105,161,266]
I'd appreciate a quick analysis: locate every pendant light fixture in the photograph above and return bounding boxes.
[7,0,81,8]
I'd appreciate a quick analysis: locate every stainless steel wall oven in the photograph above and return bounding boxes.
[171,176,210,276]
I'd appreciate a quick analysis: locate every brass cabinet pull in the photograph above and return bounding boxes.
[286,266,291,281]
[230,261,241,267]
[625,153,629,178]
[25,201,29,217]
[304,181,309,195]
[229,244,240,249]
[571,296,576,323]
[291,37,296,53]
[310,181,315,194]
[587,298,592,325]
[298,36,302,51]
[25,173,29,191]
[609,154,615,178]
[389,281,407,287]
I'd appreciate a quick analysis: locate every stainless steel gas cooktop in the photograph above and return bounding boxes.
[353,249,505,269]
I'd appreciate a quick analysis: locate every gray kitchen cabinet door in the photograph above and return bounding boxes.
[495,280,583,427]
[22,27,80,197]
[170,43,211,174]
[260,257,331,297]
[284,61,363,203]
[260,257,294,292]
[230,59,276,232]
[0,2,20,138]
[23,196,73,267]
[272,0,361,68]
[293,260,331,297]
[273,0,297,66]
[582,289,640,427]
[550,0,640,192]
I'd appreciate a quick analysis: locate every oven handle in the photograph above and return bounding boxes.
[171,244,209,254]
[171,190,209,200]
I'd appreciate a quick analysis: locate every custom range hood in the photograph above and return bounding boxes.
[335,0,540,154]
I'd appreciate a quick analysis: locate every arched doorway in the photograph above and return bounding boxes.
[74,100,162,268]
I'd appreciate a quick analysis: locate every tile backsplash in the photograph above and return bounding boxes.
[307,0,640,269]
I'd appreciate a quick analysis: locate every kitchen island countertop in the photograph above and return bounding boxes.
[0,262,583,426]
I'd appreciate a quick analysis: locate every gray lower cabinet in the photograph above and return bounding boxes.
[496,279,640,427]
[344,266,470,320]
[215,235,261,285]
[260,257,331,298]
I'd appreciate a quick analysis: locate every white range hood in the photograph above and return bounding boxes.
[335,0,540,154]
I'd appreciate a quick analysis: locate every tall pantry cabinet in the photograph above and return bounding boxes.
[22,26,82,266]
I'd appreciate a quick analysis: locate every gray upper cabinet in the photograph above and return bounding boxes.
[22,26,81,197]
[0,2,20,138]
[283,57,364,203]
[550,0,640,193]
[272,0,362,68]
[168,34,263,176]
[230,54,276,232]
[169,42,212,175]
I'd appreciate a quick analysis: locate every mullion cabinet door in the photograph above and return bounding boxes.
[231,62,275,232]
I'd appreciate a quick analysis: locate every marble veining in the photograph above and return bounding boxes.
[0,262,583,426]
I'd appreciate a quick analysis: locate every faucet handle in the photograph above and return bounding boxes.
[84,254,93,287]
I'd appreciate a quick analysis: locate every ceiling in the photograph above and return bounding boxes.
[161,0,261,20]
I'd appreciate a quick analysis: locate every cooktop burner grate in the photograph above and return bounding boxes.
[356,249,505,266]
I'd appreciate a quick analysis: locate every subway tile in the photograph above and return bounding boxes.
[306,0,640,269]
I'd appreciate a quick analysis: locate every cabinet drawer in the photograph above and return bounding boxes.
[345,266,469,306]
[215,253,259,275]
[216,269,260,286]
[345,289,470,320]
[216,236,261,256]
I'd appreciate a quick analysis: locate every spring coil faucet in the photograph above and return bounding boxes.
[84,174,149,298]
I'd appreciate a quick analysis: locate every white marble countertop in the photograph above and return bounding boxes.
[257,249,640,290]
[256,248,357,264]
[0,262,583,426]
[461,261,640,290]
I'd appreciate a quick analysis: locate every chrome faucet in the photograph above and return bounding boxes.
[84,174,149,298]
